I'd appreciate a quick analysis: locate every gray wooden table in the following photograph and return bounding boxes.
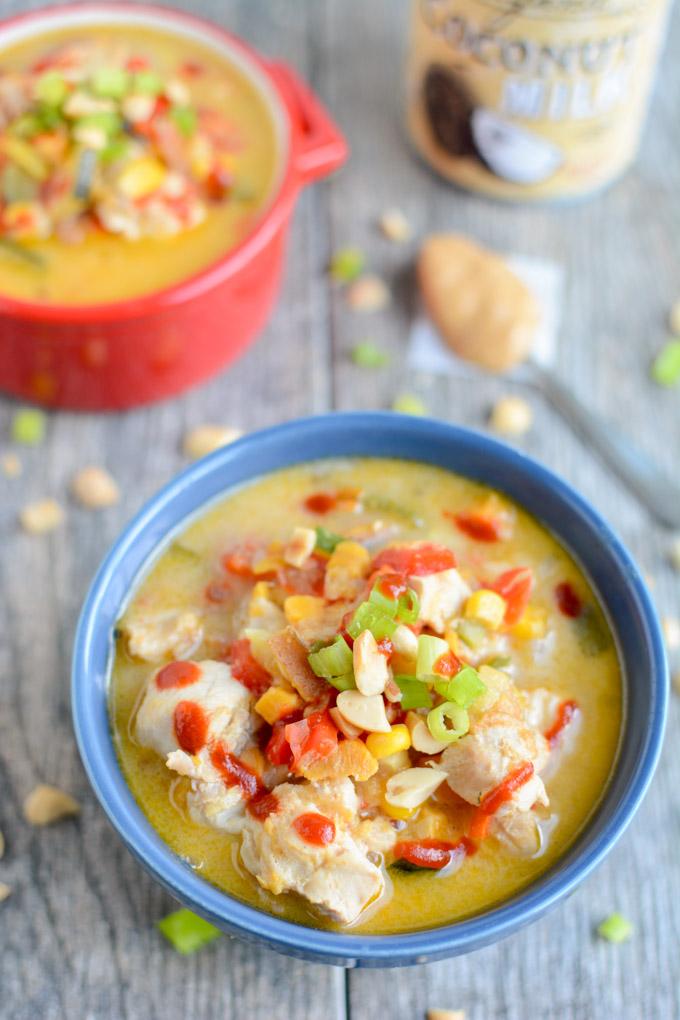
[1,1,679,1018]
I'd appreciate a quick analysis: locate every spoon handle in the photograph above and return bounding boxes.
[529,363,680,529]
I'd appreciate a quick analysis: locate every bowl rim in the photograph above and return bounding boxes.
[72,412,668,965]
[0,1,298,323]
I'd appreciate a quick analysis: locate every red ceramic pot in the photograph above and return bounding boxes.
[0,3,347,410]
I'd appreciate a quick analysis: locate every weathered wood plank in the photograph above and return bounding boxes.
[0,1,344,1018]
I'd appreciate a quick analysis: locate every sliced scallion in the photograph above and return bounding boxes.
[170,105,197,137]
[427,702,469,744]
[393,675,432,710]
[329,246,365,283]
[396,588,419,624]
[369,585,398,616]
[597,913,633,943]
[351,341,389,368]
[347,601,397,640]
[35,71,68,107]
[308,635,353,680]
[157,909,221,954]
[457,618,487,650]
[651,340,680,387]
[416,634,449,679]
[314,526,343,555]
[11,408,46,445]
[91,67,131,100]
[445,665,486,709]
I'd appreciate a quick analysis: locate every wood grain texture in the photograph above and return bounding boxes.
[0,0,679,1018]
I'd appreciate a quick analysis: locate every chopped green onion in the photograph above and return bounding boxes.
[457,618,487,650]
[134,70,164,96]
[597,913,633,944]
[434,665,486,709]
[392,393,427,417]
[100,138,131,164]
[369,584,399,616]
[170,105,197,137]
[91,67,131,99]
[416,635,449,679]
[11,408,46,445]
[157,908,221,954]
[427,702,469,744]
[393,675,433,710]
[326,672,356,692]
[348,601,397,640]
[76,111,123,137]
[308,635,354,680]
[651,340,680,387]
[36,106,63,132]
[486,654,511,670]
[35,71,68,107]
[314,526,343,555]
[575,605,610,656]
[10,113,43,139]
[329,246,365,283]
[362,493,422,528]
[396,589,419,625]
[0,237,45,267]
[351,342,389,368]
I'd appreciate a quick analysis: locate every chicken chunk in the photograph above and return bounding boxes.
[240,779,384,925]
[520,687,561,732]
[409,569,471,633]
[124,609,203,663]
[166,748,246,833]
[135,659,253,758]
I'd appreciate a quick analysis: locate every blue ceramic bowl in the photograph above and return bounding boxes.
[72,412,667,967]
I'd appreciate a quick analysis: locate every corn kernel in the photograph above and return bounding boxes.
[252,554,285,575]
[380,793,416,821]
[117,157,166,199]
[365,724,411,760]
[284,595,325,624]
[512,605,548,640]
[327,540,370,575]
[464,589,507,630]
[254,686,302,726]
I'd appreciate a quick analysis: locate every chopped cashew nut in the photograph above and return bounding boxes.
[379,208,411,243]
[392,624,418,658]
[1,453,21,478]
[427,1011,466,1020]
[23,784,80,825]
[283,527,316,568]
[19,499,64,534]
[346,274,390,312]
[183,425,242,460]
[662,616,680,651]
[0,883,10,903]
[71,466,120,508]
[673,671,680,697]
[0,829,4,859]
[353,630,390,696]
[669,299,680,336]
[336,691,391,733]
[668,536,680,572]
[489,396,533,437]
[385,768,447,810]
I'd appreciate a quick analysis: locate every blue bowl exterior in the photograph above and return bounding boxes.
[72,412,668,967]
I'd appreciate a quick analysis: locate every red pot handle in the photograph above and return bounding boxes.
[266,61,348,184]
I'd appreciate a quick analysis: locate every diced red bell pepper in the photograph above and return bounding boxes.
[222,545,256,577]
[284,710,338,770]
[554,581,582,618]
[372,542,456,577]
[265,722,293,767]
[491,567,534,625]
[278,554,327,596]
[447,510,504,543]
[229,638,271,697]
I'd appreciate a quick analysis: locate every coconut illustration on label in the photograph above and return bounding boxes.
[471,108,564,185]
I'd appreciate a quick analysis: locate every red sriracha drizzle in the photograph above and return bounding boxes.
[293,812,336,846]
[469,761,535,840]
[434,650,461,677]
[376,637,394,659]
[491,567,533,625]
[210,743,265,801]
[393,837,476,870]
[156,660,201,690]
[545,699,579,746]
[555,581,582,618]
[372,543,456,577]
[378,573,409,599]
[304,491,337,515]
[173,701,208,754]
[247,791,280,821]
[230,638,272,697]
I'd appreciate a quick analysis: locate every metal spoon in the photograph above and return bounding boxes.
[523,361,680,529]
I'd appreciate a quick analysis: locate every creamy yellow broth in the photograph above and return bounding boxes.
[0,25,278,304]
[110,459,622,934]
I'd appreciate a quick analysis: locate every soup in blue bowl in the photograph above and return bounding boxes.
[72,412,667,966]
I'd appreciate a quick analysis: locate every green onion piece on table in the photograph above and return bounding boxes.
[651,340,680,386]
[11,408,46,445]
[392,393,427,416]
[157,909,221,954]
[597,913,633,944]
[308,635,354,680]
[427,702,469,744]
[351,342,389,368]
[329,246,365,283]
[314,526,344,554]
[393,675,433,710]
[416,634,449,678]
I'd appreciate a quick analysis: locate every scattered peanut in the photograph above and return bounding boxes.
[346,274,390,312]
[379,208,411,243]
[23,784,80,826]
[0,883,10,903]
[71,466,120,509]
[673,671,680,696]
[1,452,21,478]
[183,425,242,460]
[669,299,680,336]
[668,536,680,572]
[0,828,4,859]
[662,616,680,652]
[19,499,64,534]
[385,767,447,810]
[489,395,533,436]
[427,1011,465,1020]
